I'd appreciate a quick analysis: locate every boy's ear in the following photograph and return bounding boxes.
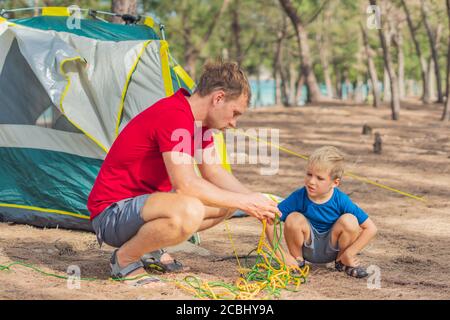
[333,178,341,187]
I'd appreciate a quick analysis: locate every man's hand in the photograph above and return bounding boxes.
[238,193,281,223]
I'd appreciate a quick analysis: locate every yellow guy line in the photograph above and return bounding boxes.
[235,129,426,202]
[0,203,89,220]
[224,220,243,271]
[344,172,425,202]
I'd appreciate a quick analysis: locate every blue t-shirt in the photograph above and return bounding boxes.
[278,187,369,233]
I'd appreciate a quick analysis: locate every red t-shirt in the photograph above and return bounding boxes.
[87,89,214,219]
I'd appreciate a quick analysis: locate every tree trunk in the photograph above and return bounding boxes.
[343,71,352,100]
[323,62,333,99]
[182,16,199,81]
[383,67,391,102]
[295,74,305,105]
[360,22,381,107]
[421,0,443,102]
[279,28,290,106]
[274,62,281,106]
[406,79,415,97]
[279,60,290,107]
[318,8,334,99]
[396,29,406,100]
[401,0,430,103]
[255,67,262,106]
[371,0,400,120]
[278,0,322,103]
[334,64,342,99]
[428,57,436,101]
[317,32,334,99]
[231,0,243,66]
[273,18,287,106]
[181,0,231,81]
[111,0,137,24]
[289,62,298,106]
[383,10,393,103]
[443,0,450,120]
[185,53,198,83]
[275,75,282,106]
[434,22,447,96]
[354,76,364,103]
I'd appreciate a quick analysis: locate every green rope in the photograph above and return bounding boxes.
[0,261,162,282]
[180,216,308,299]
[0,218,307,299]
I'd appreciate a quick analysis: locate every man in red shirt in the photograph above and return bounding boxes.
[87,61,280,286]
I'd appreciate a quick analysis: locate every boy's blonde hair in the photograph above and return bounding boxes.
[307,146,345,180]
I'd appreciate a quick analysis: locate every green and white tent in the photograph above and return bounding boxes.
[0,8,224,232]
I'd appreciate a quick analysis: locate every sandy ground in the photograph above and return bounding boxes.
[1,100,449,300]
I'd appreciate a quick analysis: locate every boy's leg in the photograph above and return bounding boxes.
[330,214,361,264]
[263,219,300,267]
[284,212,311,263]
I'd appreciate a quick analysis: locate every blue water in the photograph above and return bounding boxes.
[250,79,377,107]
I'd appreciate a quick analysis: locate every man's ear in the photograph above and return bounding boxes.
[212,90,225,106]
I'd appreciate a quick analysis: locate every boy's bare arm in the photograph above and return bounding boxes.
[341,217,377,260]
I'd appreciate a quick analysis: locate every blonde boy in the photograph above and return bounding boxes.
[266,146,377,278]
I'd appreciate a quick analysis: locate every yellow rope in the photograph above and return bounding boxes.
[224,220,243,271]
[234,129,426,202]
[1,218,307,300]
[176,195,309,300]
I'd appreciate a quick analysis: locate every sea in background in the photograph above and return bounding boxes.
[249,79,420,107]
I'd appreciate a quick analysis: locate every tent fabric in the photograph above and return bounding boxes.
[11,16,160,41]
[2,25,169,150]
[0,14,229,231]
[0,147,102,217]
[0,15,193,231]
[0,206,93,231]
[0,125,104,159]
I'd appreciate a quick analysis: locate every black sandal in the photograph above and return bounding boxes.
[297,259,306,269]
[335,260,368,279]
[290,259,308,277]
[110,249,160,286]
[141,249,183,273]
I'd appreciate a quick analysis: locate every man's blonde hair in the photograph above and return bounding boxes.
[307,146,345,180]
[195,60,251,105]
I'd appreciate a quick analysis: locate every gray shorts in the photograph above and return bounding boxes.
[303,221,340,264]
[91,194,149,248]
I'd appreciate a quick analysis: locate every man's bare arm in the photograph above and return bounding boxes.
[197,146,251,194]
[162,151,279,221]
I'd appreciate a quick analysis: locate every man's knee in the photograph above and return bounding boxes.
[336,214,360,234]
[171,196,205,236]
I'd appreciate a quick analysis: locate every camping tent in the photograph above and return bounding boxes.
[0,7,230,232]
